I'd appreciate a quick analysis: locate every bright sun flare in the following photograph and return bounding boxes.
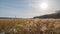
[40,3,48,9]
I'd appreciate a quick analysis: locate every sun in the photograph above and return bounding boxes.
[40,2,48,9]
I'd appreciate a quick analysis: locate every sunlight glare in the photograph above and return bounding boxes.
[40,2,48,10]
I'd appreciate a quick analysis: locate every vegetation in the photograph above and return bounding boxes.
[33,10,60,19]
[0,19,60,34]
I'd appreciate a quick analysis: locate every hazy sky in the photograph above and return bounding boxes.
[0,0,60,18]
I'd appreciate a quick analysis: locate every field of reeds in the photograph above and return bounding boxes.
[0,19,60,34]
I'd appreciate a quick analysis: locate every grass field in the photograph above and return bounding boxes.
[0,19,60,34]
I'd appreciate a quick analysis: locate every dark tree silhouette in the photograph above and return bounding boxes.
[33,10,60,19]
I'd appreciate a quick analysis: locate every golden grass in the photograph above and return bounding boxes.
[0,19,60,34]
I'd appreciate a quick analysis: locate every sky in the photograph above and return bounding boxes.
[0,0,60,18]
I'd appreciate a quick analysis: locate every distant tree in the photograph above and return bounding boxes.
[55,10,60,18]
[58,10,60,13]
[56,10,60,13]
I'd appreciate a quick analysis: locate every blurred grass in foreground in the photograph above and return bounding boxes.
[0,19,60,34]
